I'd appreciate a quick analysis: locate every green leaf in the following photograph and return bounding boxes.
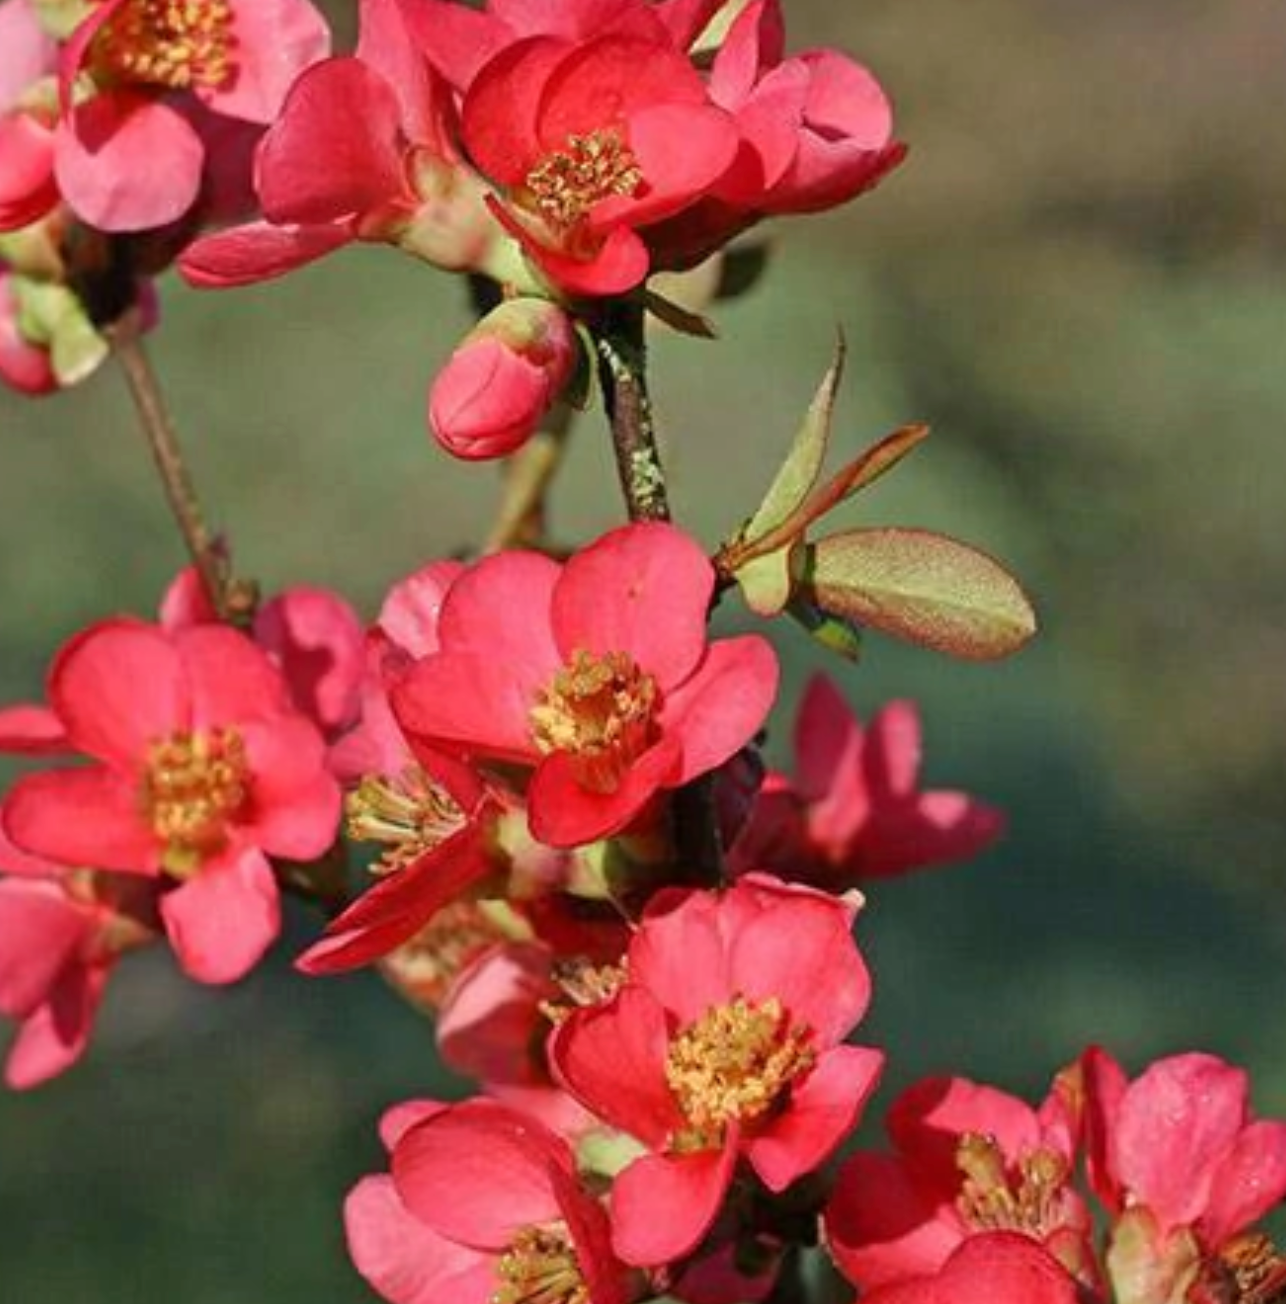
[736,544,797,616]
[807,528,1038,660]
[791,422,930,534]
[745,337,846,540]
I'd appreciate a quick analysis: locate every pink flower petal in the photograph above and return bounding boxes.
[587,102,739,230]
[378,560,467,658]
[356,0,451,150]
[49,618,185,767]
[1111,1053,1250,1235]
[0,879,86,1018]
[3,767,159,873]
[54,92,204,232]
[0,703,69,755]
[708,0,785,106]
[177,624,290,727]
[392,1100,570,1249]
[887,1077,1043,1190]
[462,36,573,184]
[160,847,280,984]
[344,1175,494,1304]
[0,0,56,111]
[296,822,493,973]
[393,650,546,765]
[793,674,863,800]
[610,1143,736,1266]
[0,112,58,229]
[746,1043,883,1191]
[654,0,727,49]
[526,740,680,847]
[661,635,779,783]
[238,716,340,861]
[379,1100,449,1152]
[179,220,354,287]
[4,962,108,1090]
[396,0,512,92]
[438,549,562,666]
[0,813,66,876]
[1200,1119,1286,1246]
[726,889,870,1041]
[257,57,409,225]
[208,0,331,123]
[824,1151,958,1290]
[550,985,682,1148]
[253,587,365,733]
[551,522,712,687]
[517,216,651,296]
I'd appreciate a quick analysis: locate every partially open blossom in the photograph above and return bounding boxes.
[347,1097,628,1304]
[180,0,497,289]
[1079,1048,1286,1304]
[856,1232,1086,1304]
[550,874,882,1266]
[45,0,330,232]
[394,522,779,847]
[2,618,342,983]
[0,869,156,1088]
[824,1071,1096,1293]
[430,297,579,461]
[730,674,1003,888]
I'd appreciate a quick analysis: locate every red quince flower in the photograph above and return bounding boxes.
[181,0,496,288]
[550,874,883,1266]
[1079,1048,1286,1304]
[347,1097,628,1304]
[856,1232,1087,1304]
[1,618,341,983]
[52,0,330,231]
[393,522,779,848]
[0,868,156,1088]
[430,297,579,461]
[730,674,1003,888]
[824,1071,1097,1293]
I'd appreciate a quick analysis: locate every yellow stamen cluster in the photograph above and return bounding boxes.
[955,1133,1068,1239]
[494,1225,589,1304]
[1207,1233,1286,1304]
[346,767,467,876]
[524,130,643,231]
[542,957,628,1025]
[665,995,816,1147]
[141,727,249,876]
[529,649,659,794]
[94,0,236,92]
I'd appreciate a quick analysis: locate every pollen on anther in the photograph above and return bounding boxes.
[93,0,237,92]
[524,130,643,231]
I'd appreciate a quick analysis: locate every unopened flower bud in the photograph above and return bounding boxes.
[0,270,55,395]
[428,298,578,461]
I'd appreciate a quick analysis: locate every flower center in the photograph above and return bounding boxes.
[141,727,249,876]
[1192,1234,1286,1304]
[524,130,643,231]
[494,1225,589,1304]
[346,767,467,875]
[954,1134,1069,1240]
[529,649,659,794]
[665,995,816,1147]
[93,0,237,93]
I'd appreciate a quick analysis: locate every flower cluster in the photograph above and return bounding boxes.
[1,2,1277,1303]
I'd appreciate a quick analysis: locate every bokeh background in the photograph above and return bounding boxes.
[2,0,1285,1298]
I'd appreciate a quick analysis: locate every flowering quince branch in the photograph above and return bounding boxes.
[2,3,1283,1303]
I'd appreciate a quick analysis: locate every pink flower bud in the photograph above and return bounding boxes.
[428,298,578,461]
[0,271,55,396]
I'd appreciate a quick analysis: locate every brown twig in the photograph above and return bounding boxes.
[109,313,229,619]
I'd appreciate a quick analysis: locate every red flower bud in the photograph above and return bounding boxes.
[429,299,578,461]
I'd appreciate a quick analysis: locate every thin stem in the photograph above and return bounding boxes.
[595,299,671,524]
[483,403,574,554]
[109,313,229,620]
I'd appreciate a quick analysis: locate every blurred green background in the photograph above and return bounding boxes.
[2,1,1285,1298]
